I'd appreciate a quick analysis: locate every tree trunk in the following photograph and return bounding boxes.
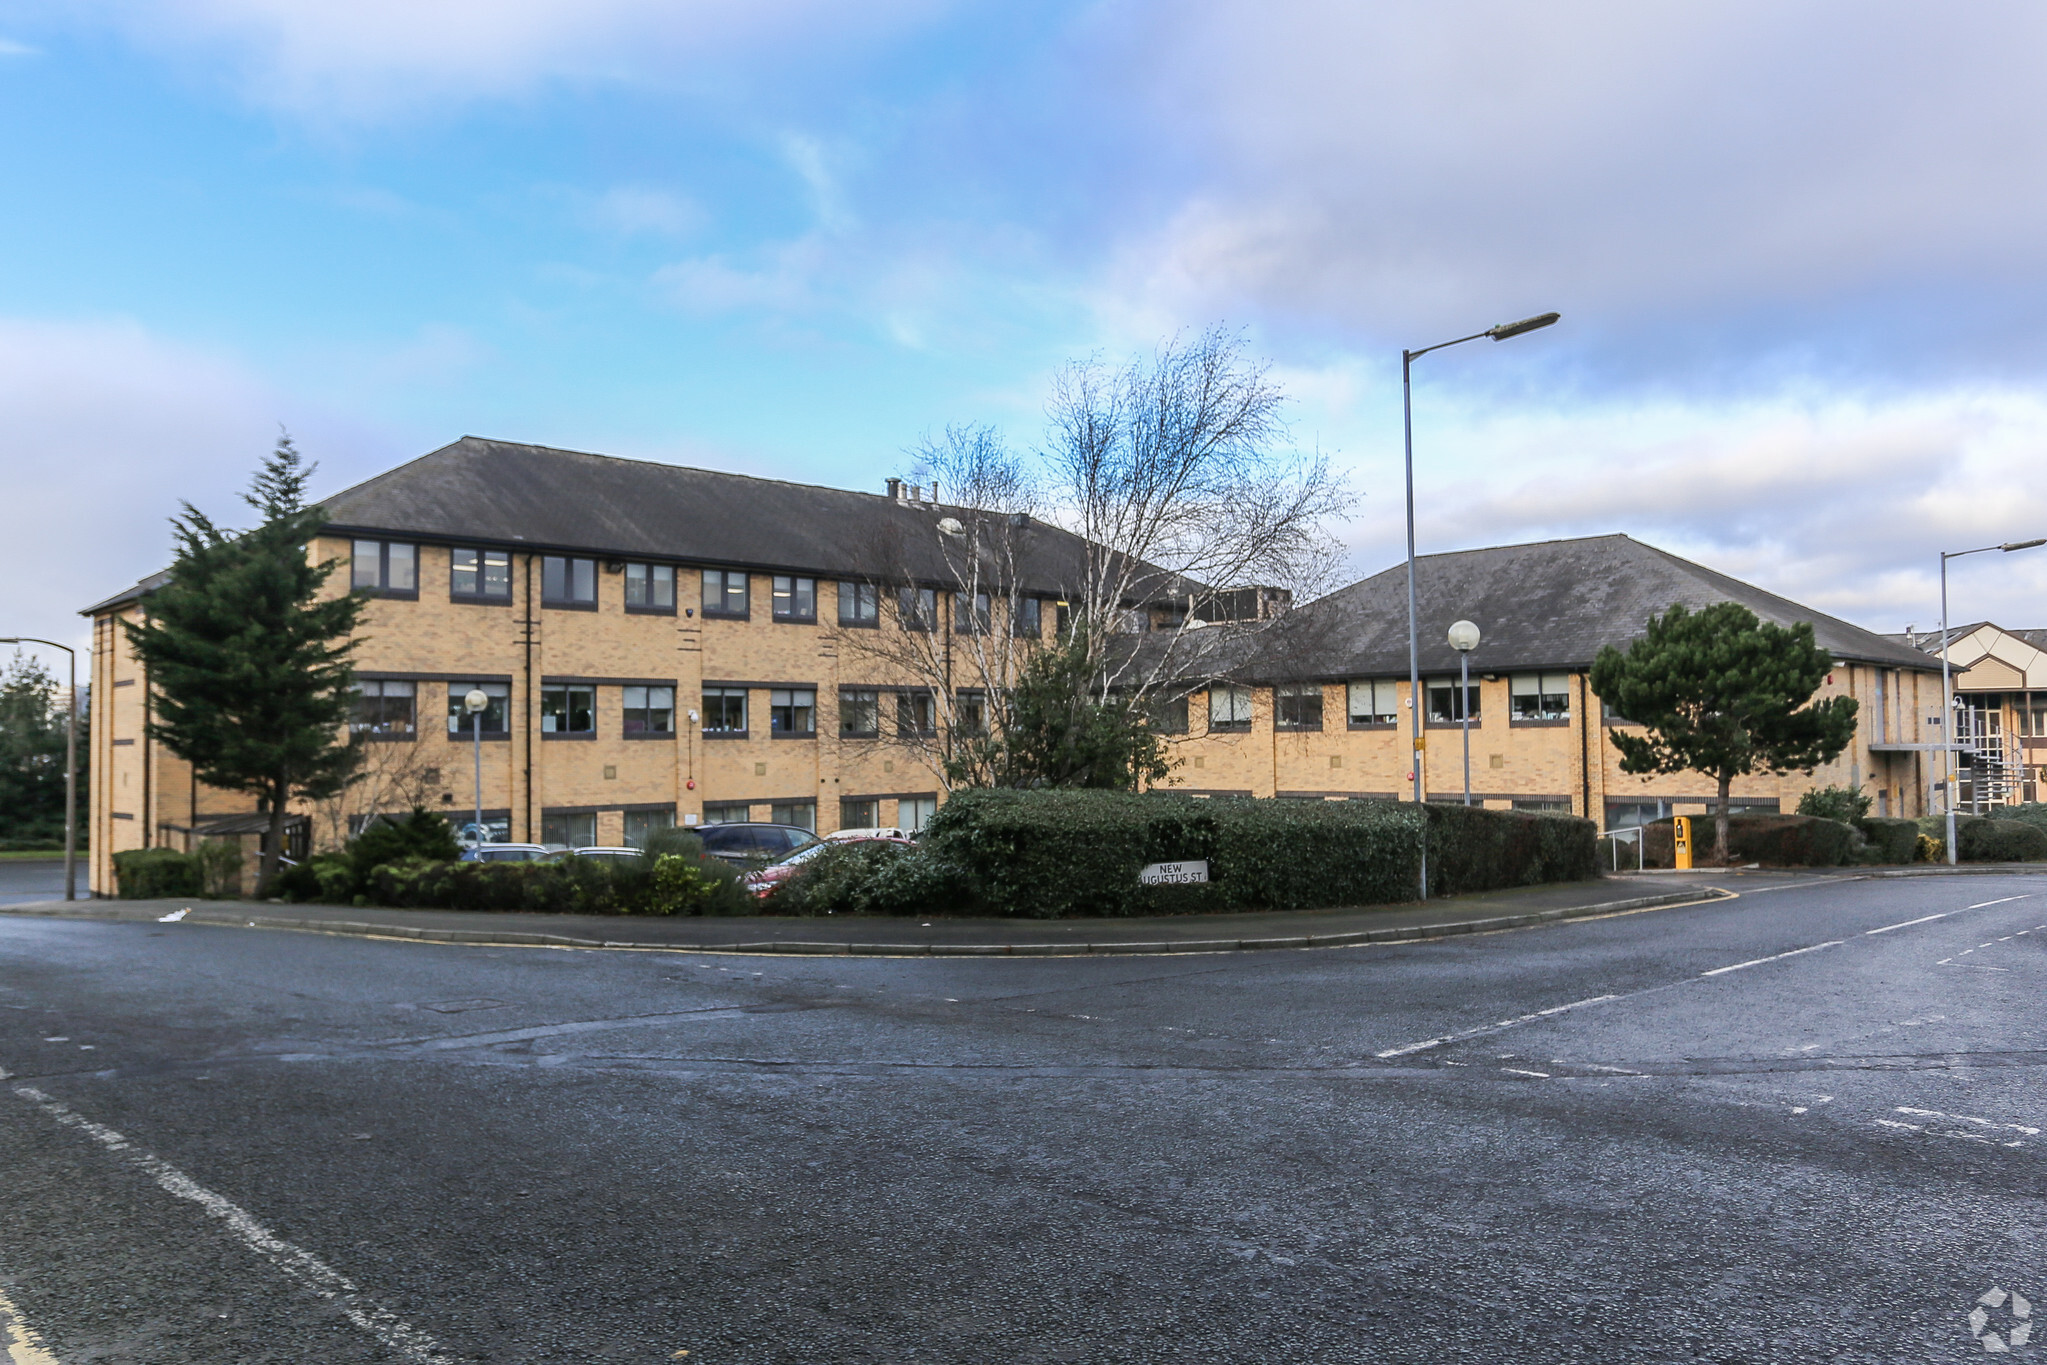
[1715,772,1733,863]
[259,780,287,898]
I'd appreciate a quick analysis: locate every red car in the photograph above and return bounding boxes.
[741,834,915,899]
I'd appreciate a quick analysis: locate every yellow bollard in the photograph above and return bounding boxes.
[1673,816,1692,870]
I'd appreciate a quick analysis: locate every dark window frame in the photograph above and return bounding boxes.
[898,586,938,633]
[1146,691,1190,735]
[772,575,818,624]
[350,539,419,599]
[351,678,418,739]
[1425,681,1482,727]
[624,562,677,615]
[897,688,938,737]
[1274,683,1325,732]
[1014,596,1042,639]
[837,581,880,628]
[450,547,514,603]
[1208,684,1253,733]
[953,590,992,635]
[541,555,599,611]
[702,687,749,739]
[770,687,818,738]
[622,684,676,738]
[540,682,597,738]
[444,680,512,740]
[702,569,751,620]
[839,688,881,738]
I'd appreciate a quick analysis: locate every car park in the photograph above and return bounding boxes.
[458,842,551,863]
[693,822,821,865]
[545,846,643,866]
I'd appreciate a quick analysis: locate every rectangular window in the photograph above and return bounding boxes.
[899,586,937,632]
[1209,684,1253,731]
[1146,691,1190,734]
[772,575,817,622]
[702,569,749,618]
[623,808,675,848]
[624,563,675,612]
[897,689,937,736]
[770,688,816,737]
[702,803,751,825]
[1275,683,1323,731]
[838,581,880,626]
[770,800,816,831]
[1055,601,1072,638]
[1015,596,1042,638]
[541,811,597,849]
[1510,672,1572,722]
[540,683,596,735]
[451,547,512,599]
[702,687,748,736]
[1347,679,1400,726]
[1513,799,1572,815]
[1427,681,1480,724]
[839,798,879,829]
[953,591,991,634]
[899,795,937,833]
[446,681,510,735]
[541,556,597,607]
[622,685,675,736]
[351,540,417,595]
[351,679,416,736]
[955,691,988,735]
[839,688,880,737]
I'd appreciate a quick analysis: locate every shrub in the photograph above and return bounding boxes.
[1798,785,1871,823]
[1994,803,2047,834]
[772,841,974,917]
[1954,816,2047,863]
[1854,816,1920,865]
[193,839,243,898]
[1916,834,1944,863]
[1642,813,1857,867]
[348,808,461,883]
[276,851,353,903]
[112,847,202,899]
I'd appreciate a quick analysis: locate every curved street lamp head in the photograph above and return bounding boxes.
[2002,539,2047,552]
[1447,619,1482,652]
[1488,312,1561,341]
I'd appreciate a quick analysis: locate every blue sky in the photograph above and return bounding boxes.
[9,1,2047,656]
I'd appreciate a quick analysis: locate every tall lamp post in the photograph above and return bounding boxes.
[1447,620,1481,806]
[1404,311,1559,898]
[0,637,78,900]
[464,688,490,849]
[1938,538,2045,863]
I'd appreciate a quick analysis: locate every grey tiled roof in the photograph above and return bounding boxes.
[1241,534,1936,681]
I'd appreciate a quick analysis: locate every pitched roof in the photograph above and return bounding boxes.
[83,436,1114,614]
[1242,533,1936,680]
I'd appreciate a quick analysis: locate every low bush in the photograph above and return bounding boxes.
[1641,813,1858,867]
[777,791,1596,919]
[112,847,202,899]
[1854,816,1921,865]
[193,839,243,898]
[346,840,755,917]
[1954,816,2047,863]
[1797,785,1872,824]
[348,808,461,882]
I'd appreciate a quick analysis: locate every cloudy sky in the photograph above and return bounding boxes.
[6,0,2047,655]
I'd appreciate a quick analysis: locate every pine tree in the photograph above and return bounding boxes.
[124,436,364,893]
[0,651,75,844]
[1589,601,1859,862]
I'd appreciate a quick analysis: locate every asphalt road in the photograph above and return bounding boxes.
[0,859,68,906]
[2,875,2044,1363]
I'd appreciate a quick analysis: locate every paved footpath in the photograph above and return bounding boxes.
[5,867,2047,1362]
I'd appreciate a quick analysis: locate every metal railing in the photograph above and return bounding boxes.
[1605,825,1646,872]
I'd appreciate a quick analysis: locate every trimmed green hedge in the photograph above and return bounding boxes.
[1642,813,1859,867]
[1954,816,2047,863]
[1854,816,1922,865]
[112,847,203,898]
[778,791,1597,919]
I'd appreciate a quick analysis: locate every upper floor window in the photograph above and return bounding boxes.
[540,683,595,735]
[1510,672,1572,722]
[451,548,511,600]
[897,689,937,736]
[770,688,816,737]
[839,688,880,737]
[954,690,989,735]
[702,687,747,735]
[1426,680,1480,724]
[351,540,417,596]
[445,680,510,735]
[838,581,879,627]
[1347,679,1400,726]
[542,556,596,608]
[1209,684,1253,731]
[1275,683,1323,731]
[954,591,991,635]
[1014,597,1042,639]
[1145,691,1189,734]
[624,563,675,613]
[703,569,749,619]
[772,576,817,622]
[351,679,416,736]
[622,685,675,735]
[899,587,938,632]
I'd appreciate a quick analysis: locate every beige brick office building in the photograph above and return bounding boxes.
[84,438,1942,895]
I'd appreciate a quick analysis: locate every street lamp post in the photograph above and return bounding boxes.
[1938,539,2045,863]
[464,688,490,849]
[1403,311,1559,898]
[1447,620,1481,806]
[0,637,77,900]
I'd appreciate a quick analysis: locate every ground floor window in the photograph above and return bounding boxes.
[623,808,675,848]
[840,798,879,828]
[541,811,597,848]
[1509,673,1572,721]
[1347,679,1399,726]
[1603,800,1667,831]
[899,795,937,832]
[770,801,815,830]
[702,803,751,824]
[1274,683,1323,730]
[1512,799,1572,815]
[1208,684,1253,730]
[1426,680,1479,724]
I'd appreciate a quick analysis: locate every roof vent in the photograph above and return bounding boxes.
[886,477,902,501]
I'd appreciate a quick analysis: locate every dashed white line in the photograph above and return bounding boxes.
[1866,913,1949,935]
[10,1087,453,1364]
[1501,1068,1551,1078]
[1374,993,1618,1058]
[1967,896,2034,911]
[1896,1106,2039,1135]
[1700,940,1844,977]
[0,1284,59,1365]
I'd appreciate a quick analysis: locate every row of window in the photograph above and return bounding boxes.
[353,539,1056,631]
[479,794,943,849]
[1205,673,1578,731]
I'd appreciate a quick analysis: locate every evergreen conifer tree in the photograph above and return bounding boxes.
[0,651,77,844]
[1589,601,1859,862]
[124,437,363,893]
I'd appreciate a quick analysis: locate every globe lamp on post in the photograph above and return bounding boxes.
[1446,620,1482,807]
[465,688,490,849]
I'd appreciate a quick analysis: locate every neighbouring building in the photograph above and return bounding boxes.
[84,439,1943,895]
[1890,622,2047,809]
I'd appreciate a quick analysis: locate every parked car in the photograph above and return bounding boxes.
[825,826,906,842]
[742,833,914,899]
[694,822,821,866]
[545,846,643,866]
[459,842,551,863]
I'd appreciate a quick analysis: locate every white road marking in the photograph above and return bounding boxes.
[1896,1106,2039,1135]
[0,1284,59,1365]
[1700,940,1844,977]
[1967,896,2033,910]
[1373,993,1618,1058]
[1866,913,1949,935]
[10,1087,453,1364]
[1501,1068,1551,1078]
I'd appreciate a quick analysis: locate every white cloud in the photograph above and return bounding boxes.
[580,185,705,239]
[0,37,40,56]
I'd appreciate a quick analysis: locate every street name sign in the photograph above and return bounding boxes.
[1139,860,1209,885]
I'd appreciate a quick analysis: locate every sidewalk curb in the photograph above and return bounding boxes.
[0,886,1738,957]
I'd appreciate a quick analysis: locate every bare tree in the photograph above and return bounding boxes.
[307,734,445,851]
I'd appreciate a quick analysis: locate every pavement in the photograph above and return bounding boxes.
[0,869,1817,955]
[4,869,2047,1361]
